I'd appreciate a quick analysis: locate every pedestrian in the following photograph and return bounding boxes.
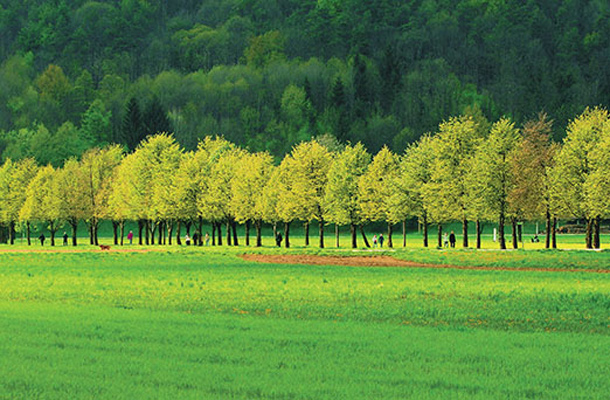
[275,232,283,247]
[38,233,45,246]
[63,231,68,246]
[185,233,191,246]
[373,234,378,248]
[193,232,199,245]
[204,232,210,246]
[449,231,456,248]
[127,230,133,245]
[379,233,384,248]
[443,232,449,248]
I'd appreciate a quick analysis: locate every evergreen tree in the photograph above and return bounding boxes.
[144,96,171,136]
[122,97,146,151]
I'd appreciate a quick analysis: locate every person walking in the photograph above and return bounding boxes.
[185,233,191,246]
[372,234,378,248]
[127,230,133,245]
[449,231,456,248]
[63,232,68,246]
[38,233,45,246]
[443,232,449,248]
[205,232,210,246]
[275,232,283,247]
[379,233,384,248]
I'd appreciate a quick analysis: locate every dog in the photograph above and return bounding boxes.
[99,244,111,251]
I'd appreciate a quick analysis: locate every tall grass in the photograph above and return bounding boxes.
[1,302,609,399]
[0,249,609,398]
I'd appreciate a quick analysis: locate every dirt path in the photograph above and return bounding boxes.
[240,254,610,274]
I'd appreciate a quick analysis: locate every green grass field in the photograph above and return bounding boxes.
[0,245,609,399]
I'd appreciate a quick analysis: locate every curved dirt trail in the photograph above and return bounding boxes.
[239,254,610,274]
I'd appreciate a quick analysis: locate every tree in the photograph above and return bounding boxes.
[425,115,484,248]
[197,136,241,246]
[231,151,275,246]
[477,118,521,249]
[109,151,150,245]
[172,151,202,245]
[20,165,63,246]
[396,135,435,248]
[244,30,286,68]
[0,158,37,244]
[553,107,610,249]
[136,134,182,245]
[358,146,400,247]
[57,158,87,245]
[508,113,559,249]
[122,97,146,151]
[324,143,371,248]
[80,145,124,245]
[81,99,112,145]
[35,64,72,129]
[279,140,332,248]
[144,96,171,136]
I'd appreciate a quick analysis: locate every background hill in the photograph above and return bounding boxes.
[0,0,608,164]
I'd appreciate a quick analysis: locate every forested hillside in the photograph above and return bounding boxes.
[0,0,608,164]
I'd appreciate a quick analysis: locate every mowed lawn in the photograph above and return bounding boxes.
[0,247,609,399]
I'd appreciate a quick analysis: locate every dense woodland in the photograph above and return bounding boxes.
[0,107,609,250]
[0,0,609,165]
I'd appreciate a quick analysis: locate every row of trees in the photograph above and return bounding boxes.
[0,107,609,250]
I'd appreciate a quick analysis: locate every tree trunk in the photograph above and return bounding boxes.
[112,221,119,245]
[226,221,232,246]
[158,221,163,245]
[176,221,182,245]
[168,221,173,246]
[552,217,557,249]
[120,221,125,246]
[212,222,216,246]
[319,219,325,249]
[89,223,94,245]
[462,217,468,248]
[217,222,223,246]
[245,220,250,246]
[594,216,601,249]
[198,217,203,246]
[476,220,481,249]
[149,220,157,246]
[511,217,518,249]
[437,224,442,248]
[350,223,357,248]
[359,225,370,248]
[545,209,551,249]
[9,221,14,245]
[499,212,506,250]
[305,222,310,246]
[402,221,406,248]
[138,220,144,245]
[232,220,238,246]
[145,220,150,245]
[335,224,339,248]
[50,221,56,246]
[586,218,593,249]
[255,220,262,247]
[284,221,291,248]
[71,221,78,246]
[422,214,428,248]
[387,222,393,248]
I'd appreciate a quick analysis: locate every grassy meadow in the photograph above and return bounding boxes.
[0,242,609,398]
